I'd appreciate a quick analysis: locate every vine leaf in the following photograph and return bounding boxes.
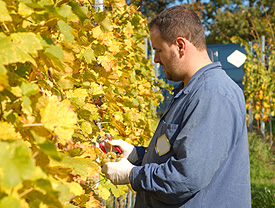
[0,196,21,208]
[0,140,35,189]
[97,184,110,200]
[10,32,43,56]
[40,96,77,144]
[0,121,21,141]
[57,20,74,42]
[0,1,12,22]
[66,182,83,196]
[0,64,8,91]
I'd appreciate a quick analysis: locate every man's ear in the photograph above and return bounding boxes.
[176,37,186,57]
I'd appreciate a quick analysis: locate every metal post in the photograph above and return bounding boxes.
[261,35,265,138]
[95,0,104,13]
[248,42,253,132]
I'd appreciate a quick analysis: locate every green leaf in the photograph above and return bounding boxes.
[81,121,92,134]
[10,32,43,55]
[57,76,74,89]
[57,20,74,42]
[79,48,96,64]
[0,141,35,188]
[55,182,73,204]
[0,196,21,208]
[45,45,64,60]
[68,1,88,23]
[18,2,34,17]
[0,36,36,65]
[56,154,94,178]
[20,81,39,96]
[0,1,12,22]
[38,141,61,161]
[38,0,54,6]
[21,96,32,115]
[56,5,78,22]
[94,12,113,32]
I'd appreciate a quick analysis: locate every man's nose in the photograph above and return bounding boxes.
[154,54,160,63]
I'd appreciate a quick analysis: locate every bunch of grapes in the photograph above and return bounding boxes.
[98,151,123,165]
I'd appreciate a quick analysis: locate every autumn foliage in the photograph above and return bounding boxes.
[0,0,167,207]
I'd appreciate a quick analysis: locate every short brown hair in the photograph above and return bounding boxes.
[148,6,206,50]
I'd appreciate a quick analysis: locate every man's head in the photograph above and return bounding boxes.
[148,5,206,51]
[149,6,211,84]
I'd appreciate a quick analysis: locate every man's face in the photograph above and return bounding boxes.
[150,28,182,82]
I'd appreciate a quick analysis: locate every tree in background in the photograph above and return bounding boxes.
[203,0,275,44]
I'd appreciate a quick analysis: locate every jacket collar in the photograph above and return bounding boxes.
[173,62,222,98]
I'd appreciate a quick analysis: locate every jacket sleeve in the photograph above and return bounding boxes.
[129,90,244,204]
[133,146,146,166]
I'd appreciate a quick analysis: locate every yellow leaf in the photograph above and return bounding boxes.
[90,82,104,96]
[66,88,88,101]
[111,0,126,8]
[0,64,8,91]
[97,184,110,200]
[110,116,127,137]
[0,122,21,141]
[86,192,102,208]
[83,103,99,120]
[92,26,102,39]
[254,113,260,120]
[67,182,83,196]
[40,96,77,144]
[18,2,33,17]
[97,54,118,72]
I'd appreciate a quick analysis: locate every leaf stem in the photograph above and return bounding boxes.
[18,188,34,199]
[2,22,9,34]
[22,123,43,127]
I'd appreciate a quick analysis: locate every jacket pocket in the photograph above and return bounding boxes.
[153,120,178,163]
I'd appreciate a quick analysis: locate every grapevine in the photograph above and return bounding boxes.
[0,0,168,207]
[234,34,275,138]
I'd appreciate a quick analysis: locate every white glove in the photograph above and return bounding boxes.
[102,139,139,163]
[102,158,135,185]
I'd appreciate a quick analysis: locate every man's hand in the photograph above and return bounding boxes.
[99,139,138,163]
[102,158,135,185]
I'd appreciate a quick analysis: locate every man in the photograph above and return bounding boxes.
[101,5,251,207]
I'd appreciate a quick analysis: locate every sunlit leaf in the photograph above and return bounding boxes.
[40,96,77,144]
[0,140,35,188]
[68,1,88,23]
[0,36,36,65]
[97,184,110,200]
[18,2,33,17]
[0,196,21,208]
[20,81,39,96]
[81,121,92,134]
[21,96,32,115]
[57,20,74,42]
[0,1,12,22]
[10,32,43,55]
[45,45,64,60]
[0,122,21,141]
[66,182,83,196]
[56,5,78,22]
[0,64,9,91]
[90,82,104,96]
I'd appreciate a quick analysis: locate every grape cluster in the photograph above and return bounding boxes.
[98,152,123,164]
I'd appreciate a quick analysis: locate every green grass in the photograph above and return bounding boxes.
[249,133,275,208]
